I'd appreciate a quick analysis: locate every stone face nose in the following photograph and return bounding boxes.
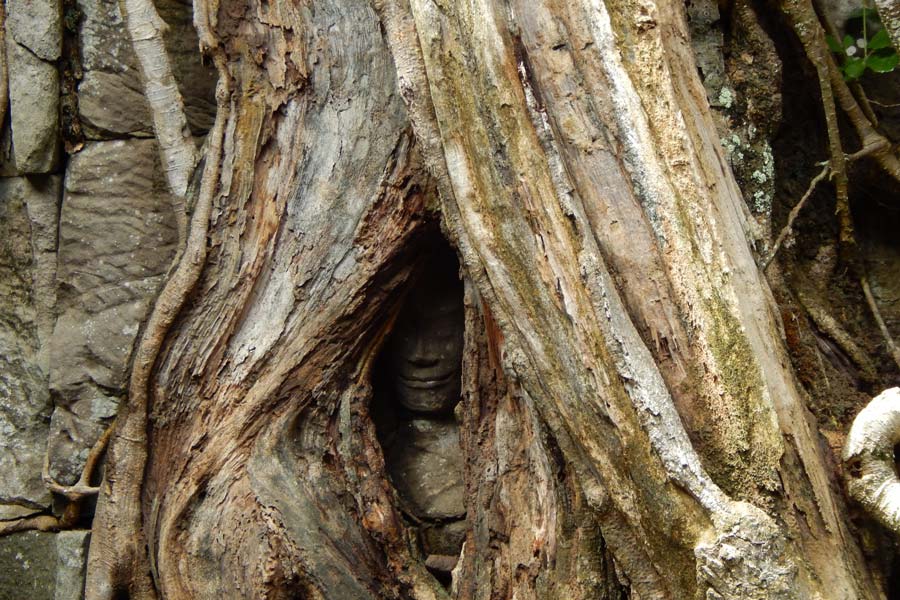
[407,354,440,368]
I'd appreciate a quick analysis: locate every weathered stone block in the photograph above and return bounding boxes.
[54,531,89,600]
[7,0,62,61]
[4,40,60,173]
[47,139,177,483]
[0,531,56,600]
[0,176,54,514]
[76,0,216,138]
[0,530,90,600]
[77,71,152,139]
[77,0,134,74]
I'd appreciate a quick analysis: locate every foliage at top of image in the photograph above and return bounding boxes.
[827,8,899,80]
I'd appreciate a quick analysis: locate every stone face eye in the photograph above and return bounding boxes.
[385,250,465,415]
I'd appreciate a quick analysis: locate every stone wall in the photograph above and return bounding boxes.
[0,0,214,594]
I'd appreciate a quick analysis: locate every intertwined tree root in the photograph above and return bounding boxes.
[0,423,114,536]
[774,0,900,373]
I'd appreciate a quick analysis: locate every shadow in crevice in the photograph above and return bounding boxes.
[371,241,468,584]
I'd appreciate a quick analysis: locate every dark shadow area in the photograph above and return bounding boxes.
[371,240,467,586]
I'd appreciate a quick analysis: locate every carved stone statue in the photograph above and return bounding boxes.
[374,249,467,579]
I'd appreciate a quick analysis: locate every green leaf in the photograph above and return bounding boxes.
[843,57,867,79]
[843,34,855,49]
[826,35,844,53]
[867,52,899,73]
[868,28,893,51]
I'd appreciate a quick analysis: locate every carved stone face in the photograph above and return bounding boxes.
[387,266,464,414]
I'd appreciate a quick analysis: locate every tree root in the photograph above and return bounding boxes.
[799,291,878,382]
[763,163,829,270]
[0,507,78,536]
[83,32,231,597]
[764,142,887,270]
[776,0,900,383]
[0,422,114,538]
[42,421,114,500]
[120,0,198,244]
[861,276,900,371]
[120,0,197,184]
[843,387,900,534]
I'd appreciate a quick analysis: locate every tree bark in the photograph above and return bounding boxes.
[83,0,886,598]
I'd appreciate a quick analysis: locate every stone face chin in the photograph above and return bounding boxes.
[384,418,465,521]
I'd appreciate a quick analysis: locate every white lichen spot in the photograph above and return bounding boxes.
[752,190,772,214]
[718,87,734,109]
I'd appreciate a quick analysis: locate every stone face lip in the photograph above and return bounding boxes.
[5,40,60,174]
[7,0,62,61]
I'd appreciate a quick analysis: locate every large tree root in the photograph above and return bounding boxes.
[83,0,231,592]
[0,423,113,537]
[120,0,197,243]
[843,387,900,534]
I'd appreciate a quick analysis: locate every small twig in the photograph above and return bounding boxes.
[849,81,879,128]
[764,164,830,270]
[762,139,887,269]
[828,60,900,183]
[868,98,900,108]
[861,276,900,370]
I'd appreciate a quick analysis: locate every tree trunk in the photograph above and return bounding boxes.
[81,0,887,598]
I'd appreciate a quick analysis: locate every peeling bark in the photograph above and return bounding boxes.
[874,0,900,51]
[82,0,888,598]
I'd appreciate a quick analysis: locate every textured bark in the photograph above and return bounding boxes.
[82,0,886,598]
[874,0,900,51]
